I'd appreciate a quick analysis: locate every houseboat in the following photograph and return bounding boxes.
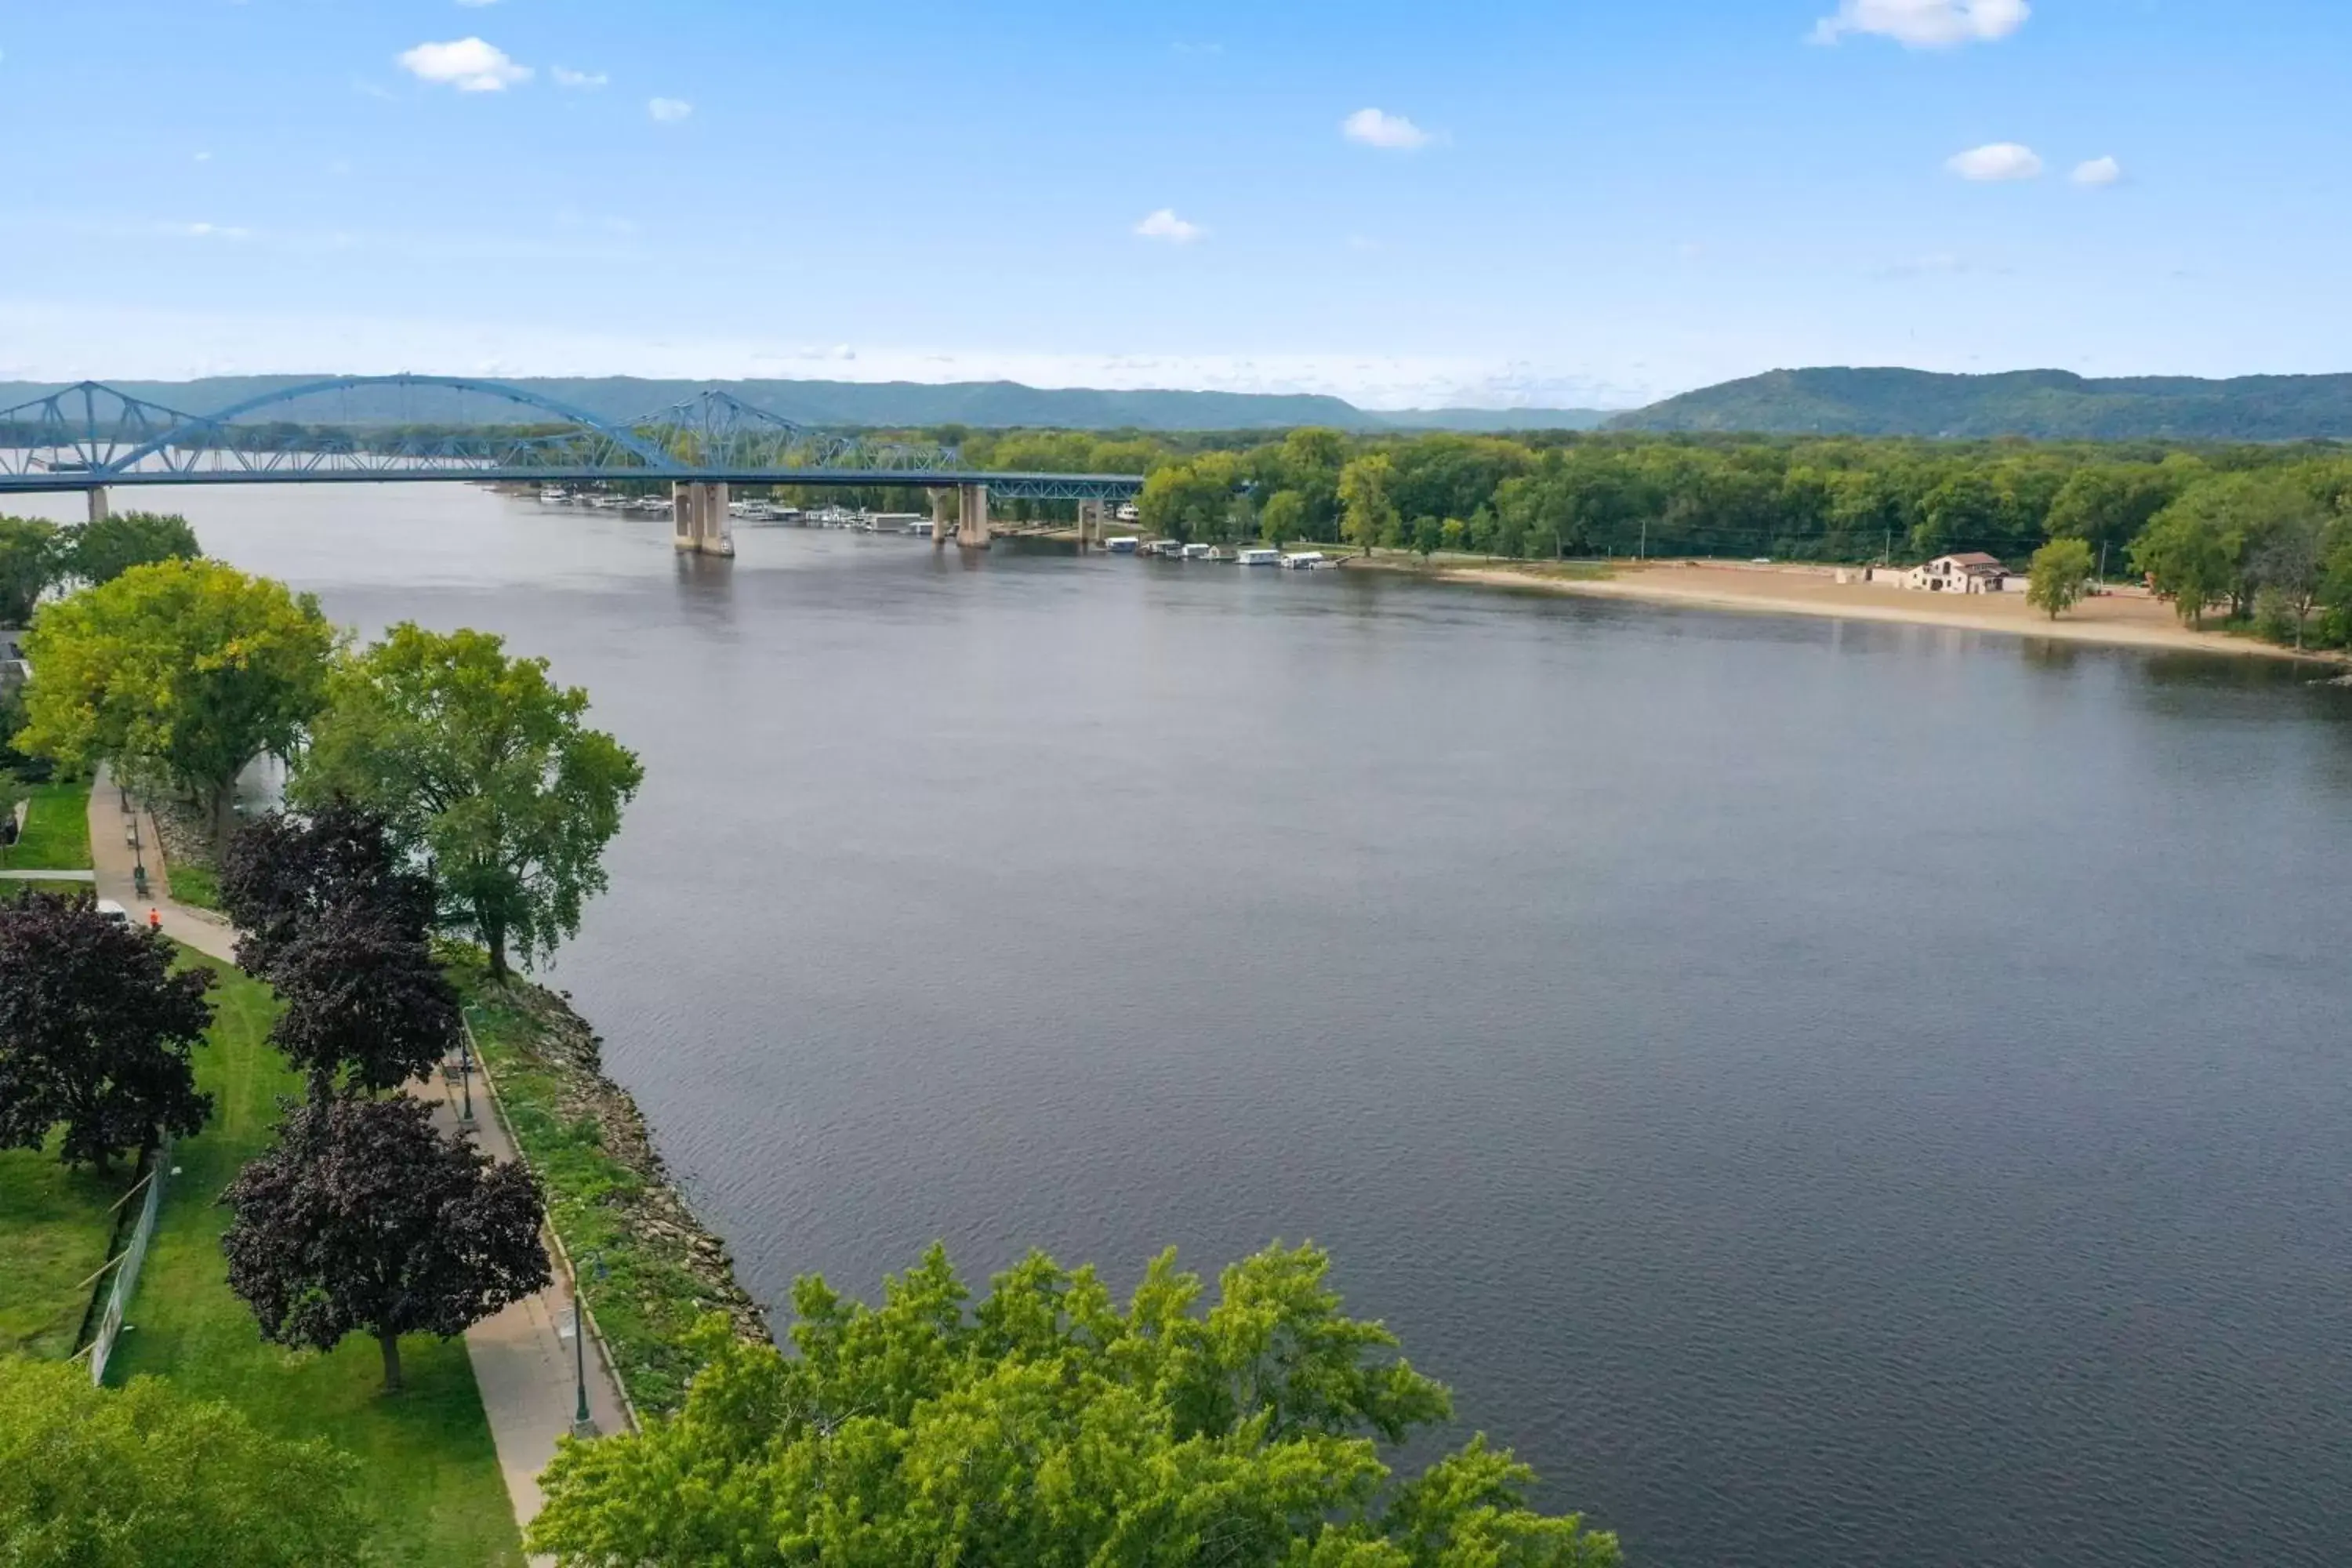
[1237,547,1283,567]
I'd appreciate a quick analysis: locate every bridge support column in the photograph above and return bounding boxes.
[85,487,109,525]
[1076,500,1093,550]
[956,483,990,550]
[930,488,950,548]
[671,481,735,557]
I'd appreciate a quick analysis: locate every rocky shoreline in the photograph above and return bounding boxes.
[458,971,770,1414]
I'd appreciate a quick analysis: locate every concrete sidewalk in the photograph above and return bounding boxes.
[86,769,632,1554]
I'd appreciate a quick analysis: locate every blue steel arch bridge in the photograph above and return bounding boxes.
[0,376,1145,554]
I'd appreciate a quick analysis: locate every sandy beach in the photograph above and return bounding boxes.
[1397,558,2347,665]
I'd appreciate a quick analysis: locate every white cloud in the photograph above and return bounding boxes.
[193,151,212,163]
[171,222,252,241]
[1134,209,1205,244]
[397,38,531,92]
[552,66,608,89]
[1341,107,1432,151]
[2072,155,2123,187]
[456,0,500,6]
[648,97,692,123]
[1947,142,2042,181]
[1813,0,2028,47]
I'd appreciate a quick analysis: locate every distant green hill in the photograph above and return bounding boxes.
[1609,368,2352,441]
[0,376,1386,433]
[0,376,1614,435]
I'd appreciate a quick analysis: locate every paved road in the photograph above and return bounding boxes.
[87,769,631,1555]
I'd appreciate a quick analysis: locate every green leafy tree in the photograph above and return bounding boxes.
[14,560,336,844]
[292,624,643,976]
[0,1357,368,1568]
[2130,499,2236,628]
[0,890,216,1170]
[2026,537,2096,620]
[220,1091,550,1392]
[0,517,63,626]
[529,1240,1620,1568]
[1261,488,1306,546]
[2247,511,2327,648]
[1339,454,1399,558]
[1412,515,1444,560]
[64,510,201,585]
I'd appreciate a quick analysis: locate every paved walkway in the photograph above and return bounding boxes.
[0,868,96,882]
[86,769,631,1555]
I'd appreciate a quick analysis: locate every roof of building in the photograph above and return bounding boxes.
[1941,552,2004,568]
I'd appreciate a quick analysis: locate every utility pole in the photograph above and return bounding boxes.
[1638,518,1647,561]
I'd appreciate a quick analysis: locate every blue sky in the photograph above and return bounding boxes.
[0,0,2344,408]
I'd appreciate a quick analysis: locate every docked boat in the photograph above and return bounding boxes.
[1282,551,1330,570]
[1237,547,1282,567]
[1105,536,1141,554]
[539,487,569,504]
[1182,543,1215,560]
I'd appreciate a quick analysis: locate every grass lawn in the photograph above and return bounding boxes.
[103,952,524,1568]
[163,858,221,912]
[4,779,92,870]
[0,1139,131,1361]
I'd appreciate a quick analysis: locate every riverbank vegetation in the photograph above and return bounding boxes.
[453,959,768,1417]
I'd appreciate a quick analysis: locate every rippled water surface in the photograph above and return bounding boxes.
[34,484,2352,1566]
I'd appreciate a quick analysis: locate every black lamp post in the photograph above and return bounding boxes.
[568,1250,605,1439]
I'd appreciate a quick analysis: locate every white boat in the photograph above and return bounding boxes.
[1283,551,1330,570]
[539,487,568,504]
[1238,547,1282,567]
[1182,543,1215,560]
[1105,536,1140,554]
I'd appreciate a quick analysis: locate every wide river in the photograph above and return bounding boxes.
[27,485,2352,1566]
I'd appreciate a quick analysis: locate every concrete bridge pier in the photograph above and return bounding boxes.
[930,488,951,548]
[85,487,109,524]
[956,483,991,550]
[1075,499,1095,550]
[671,481,735,557]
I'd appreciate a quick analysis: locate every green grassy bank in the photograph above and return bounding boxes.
[453,956,768,1418]
[5,779,93,871]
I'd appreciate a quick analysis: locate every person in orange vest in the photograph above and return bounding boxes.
[148,909,162,933]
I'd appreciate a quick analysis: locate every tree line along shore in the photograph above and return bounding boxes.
[934,426,2352,653]
[1,518,1627,1566]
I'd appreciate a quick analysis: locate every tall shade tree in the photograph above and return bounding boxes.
[0,1358,368,1568]
[2130,501,2237,629]
[1339,453,1399,558]
[529,1241,1621,1568]
[292,624,643,976]
[267,901,462,1095]
[14,559,336,843]
[220,1091,550,1392]
[64,510,201,585]
[220,802,436,980]
[1260,488,1306,546]
[0,516,63,626]
[0,891,216,1170]
[2026,537,2096,621]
